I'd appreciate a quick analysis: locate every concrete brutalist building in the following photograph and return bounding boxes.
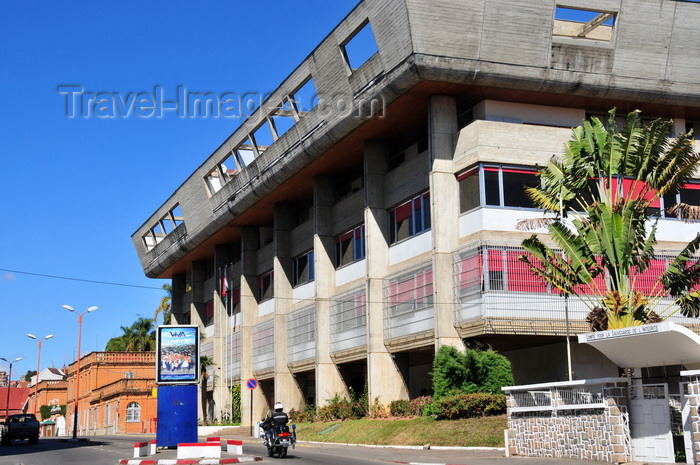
[132,0,700,424]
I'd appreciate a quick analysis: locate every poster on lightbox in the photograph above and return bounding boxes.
[156,325,199,384]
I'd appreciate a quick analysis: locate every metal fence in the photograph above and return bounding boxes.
[330,287,367,353]
[252,320,274,373]
[287,305,316,364]
[383,260,435,341]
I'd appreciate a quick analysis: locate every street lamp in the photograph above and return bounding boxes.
[63,305,97,439]
[1,357,22,421]
[27,334,54,416]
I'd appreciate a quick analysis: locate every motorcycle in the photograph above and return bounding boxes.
[261,422,296,458]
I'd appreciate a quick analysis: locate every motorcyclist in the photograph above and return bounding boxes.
[261,401,288,445]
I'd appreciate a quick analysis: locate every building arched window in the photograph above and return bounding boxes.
[126,402,141,423]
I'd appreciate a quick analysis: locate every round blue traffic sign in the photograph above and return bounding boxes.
[246,378,258,390]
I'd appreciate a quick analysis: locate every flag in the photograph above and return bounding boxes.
[222,267,229,307]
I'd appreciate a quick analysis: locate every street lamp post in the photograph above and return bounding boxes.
[62,305,97,439]
[26,334,54,416]
[1,357,22,421]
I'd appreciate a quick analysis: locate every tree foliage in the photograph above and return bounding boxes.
[104,317,156,351]
[432,345,513,399]
[519,110,700,329]
[154,283,172,325]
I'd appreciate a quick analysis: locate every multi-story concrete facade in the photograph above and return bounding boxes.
[132,0,700,426]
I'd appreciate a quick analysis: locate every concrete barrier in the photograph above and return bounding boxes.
[226,440,243,455]
[177,441,221,459]
[150,439,157,455]
[133,441,149,458]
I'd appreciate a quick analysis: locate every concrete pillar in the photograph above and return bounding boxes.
[364,140,409,404]
[213,244,235,423]
[273,204,305,411]
[429,95,464,350]
[171,273,187,325]
[240,227,265,430]
[190,261,206,328]
[314,176,347,405]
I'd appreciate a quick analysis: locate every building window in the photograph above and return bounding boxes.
[124,371,134,379]
[388,192,431,244]
[204,300,214,326]
[258,271,274,302]
[229,287,241,316]
[553,7,615,42]
[386,266,434,314]
[458,164,540,212]
[182,311,191,325]
[292,251,314,287]
[335,225,366,268]
[126,402,141,423]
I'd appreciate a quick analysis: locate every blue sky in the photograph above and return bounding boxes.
[0,0,357,379]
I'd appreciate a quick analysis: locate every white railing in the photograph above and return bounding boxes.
[503,378,627,413]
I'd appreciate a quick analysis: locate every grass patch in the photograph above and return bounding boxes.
[294,415,506,447]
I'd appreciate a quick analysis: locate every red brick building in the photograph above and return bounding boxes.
[64,352,158,435]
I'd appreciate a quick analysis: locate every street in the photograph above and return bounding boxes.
[0,434,588,465]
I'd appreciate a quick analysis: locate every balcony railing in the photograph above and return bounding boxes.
[453,241,700,336]
[503,378,628,413]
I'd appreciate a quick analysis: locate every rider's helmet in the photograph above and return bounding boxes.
[274,401,284,412]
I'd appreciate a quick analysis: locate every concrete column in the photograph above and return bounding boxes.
[170,273,187,325]
[364,140,409,403]
[429,95,464,350]
[240,227,265,430]
[212,245,235,423]
[314,176,347,405]
[273,204,305,411]
[190,261,206,328]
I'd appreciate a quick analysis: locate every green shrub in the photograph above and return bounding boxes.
[230,384,241,423]
[388,396,434,417]
[432,345,513,399]
[432,393,507,420]
[290,404,316,423]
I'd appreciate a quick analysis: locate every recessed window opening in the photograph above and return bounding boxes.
[126,402,141,423]
[554,6,615,41]
[292,77,318,114]
[204,152,239,195]
[292,250,315,287]
[235,142,256,169]
[271,99,297,139]
[336,176,363,202]
[342,20,379,71]
[258,270,274,302]
[335,225,366,268]
[388,192,431,244]
[251,122,274,153]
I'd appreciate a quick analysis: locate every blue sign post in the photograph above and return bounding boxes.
[247,378,257,436]
[155,325,200,448]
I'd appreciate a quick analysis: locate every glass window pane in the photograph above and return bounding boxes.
[484,169,500,206]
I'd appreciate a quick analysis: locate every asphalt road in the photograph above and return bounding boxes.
[0,434,593,465]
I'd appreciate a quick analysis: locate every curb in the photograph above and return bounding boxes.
[118,457,262,464]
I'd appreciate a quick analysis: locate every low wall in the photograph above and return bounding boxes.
[503,378,631,463]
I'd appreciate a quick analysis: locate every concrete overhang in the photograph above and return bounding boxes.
[578,321,700,369]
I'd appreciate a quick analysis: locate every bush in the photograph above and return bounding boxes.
[432,346,513,399]
[289,404,316,423]
[431,393,506,420]
[388,396,434,417]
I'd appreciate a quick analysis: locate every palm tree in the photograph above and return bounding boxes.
[154,283,172,325]
[125,317,156,351]
[518,109,700,330]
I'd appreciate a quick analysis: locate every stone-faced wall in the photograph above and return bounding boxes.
[506,380,630,463]
[684,373,700,464]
